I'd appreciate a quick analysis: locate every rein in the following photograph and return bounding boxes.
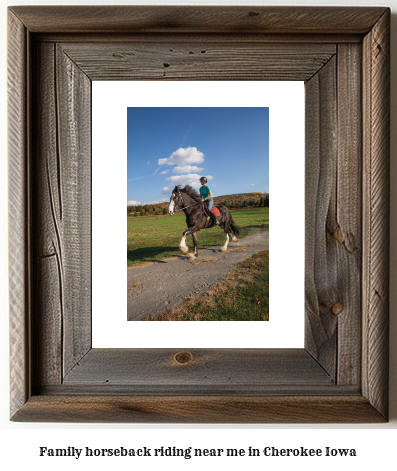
[173,191,203,212]
[175,201,202,212]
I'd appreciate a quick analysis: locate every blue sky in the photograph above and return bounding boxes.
[127,107,269,206]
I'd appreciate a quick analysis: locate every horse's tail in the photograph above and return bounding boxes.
[230,219,243,237]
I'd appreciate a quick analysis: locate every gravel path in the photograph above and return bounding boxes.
[127,230,269,320]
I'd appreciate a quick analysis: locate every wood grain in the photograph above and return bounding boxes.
[8,6,390,423]
[12,396,385,424]
[31,42,92,387]
[304,42,363,386]
[32,42,63,387]
[56,45,91,377]
[362,9,390,419]
[9,6,387,34]
[62,349,333,391]
[304,56,338,378]
[8,9,29,419]
[335,44,362,386]
[59,42,335,82]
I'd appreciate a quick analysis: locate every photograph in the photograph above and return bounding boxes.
[92,80,303,349]
[127,107,269,321]
[5,3,394,437]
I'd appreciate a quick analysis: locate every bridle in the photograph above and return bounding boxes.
[171,190,202,212]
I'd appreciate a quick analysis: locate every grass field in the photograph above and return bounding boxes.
[144,249,269,321]
[127,207,269,267]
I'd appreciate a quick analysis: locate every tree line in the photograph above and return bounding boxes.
[127,204,168,217]
[127,193,269,217]
[217,193,269,209]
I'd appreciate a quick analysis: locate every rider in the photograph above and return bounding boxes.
[199,176,219,225]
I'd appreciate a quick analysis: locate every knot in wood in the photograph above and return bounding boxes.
[333,225,344,244]
[331,302,344,316]
[174,351,194,365]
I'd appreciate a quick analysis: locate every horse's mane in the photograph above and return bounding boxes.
[176,185,202,203]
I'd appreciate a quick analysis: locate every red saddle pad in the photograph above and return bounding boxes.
[203,205,220,217]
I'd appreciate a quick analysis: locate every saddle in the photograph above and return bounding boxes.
[203,205,220,218]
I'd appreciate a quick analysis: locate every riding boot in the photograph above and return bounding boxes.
[210,209,219,225]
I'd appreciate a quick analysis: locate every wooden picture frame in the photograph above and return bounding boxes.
[8,6,390,423]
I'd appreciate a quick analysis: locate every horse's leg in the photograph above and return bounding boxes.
[179,227,197,255]
[192,232,199,258]
[225,215,238,242]
[220,231,230,252]
[179,230,190,254]
[229,230,238,243]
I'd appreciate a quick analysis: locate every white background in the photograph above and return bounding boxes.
[1,0,396,469]
[92,81,304,348]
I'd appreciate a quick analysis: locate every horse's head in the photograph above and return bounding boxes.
[167,186,183,215]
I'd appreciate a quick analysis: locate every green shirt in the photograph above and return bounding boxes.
[200,185,211,199]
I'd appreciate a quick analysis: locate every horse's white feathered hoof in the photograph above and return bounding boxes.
[179,246,189,255]
[220,246,227,252]
[231,236,238,243]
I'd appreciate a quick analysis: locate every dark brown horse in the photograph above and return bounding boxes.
[168,185,242,258]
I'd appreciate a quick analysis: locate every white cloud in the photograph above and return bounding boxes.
[165,173,213,191]
[249,183,255,186]
[161,186,173,195]
[127,200,141,206]
[173,165,204,174]
[158,147,205,166]
[161,170,169,175]
[147,161,150,165]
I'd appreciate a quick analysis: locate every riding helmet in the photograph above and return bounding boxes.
[200,176,207,183]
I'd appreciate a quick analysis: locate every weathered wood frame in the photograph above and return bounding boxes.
[8,6,390,423]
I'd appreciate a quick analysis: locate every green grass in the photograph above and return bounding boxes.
[145,249,269,321]
[127,207,269,267]
[184,250,269,321]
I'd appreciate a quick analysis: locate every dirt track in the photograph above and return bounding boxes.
[127,230,269,321]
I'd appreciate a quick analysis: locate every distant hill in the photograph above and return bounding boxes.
[214,192,267,208]
[127,192,268,215]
